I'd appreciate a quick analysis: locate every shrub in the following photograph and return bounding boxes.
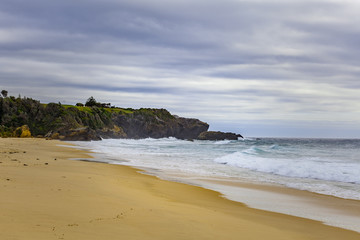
[85,96,98,107]
[1,90,8,98]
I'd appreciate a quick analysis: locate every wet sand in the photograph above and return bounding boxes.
[190,177,360,232]
[1,138,359,240]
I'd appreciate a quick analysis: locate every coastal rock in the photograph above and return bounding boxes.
[172,117,209,140]
[46,127,101,141]
[62,127,102,141]
[113,109,209,140]
[197,131,242,140]
[96,125,127,139]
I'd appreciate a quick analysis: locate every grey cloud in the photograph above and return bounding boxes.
[1,0,360,137]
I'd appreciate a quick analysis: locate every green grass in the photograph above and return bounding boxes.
[104,108,134,114]
[61,104,134,114]
[62,105,93,113]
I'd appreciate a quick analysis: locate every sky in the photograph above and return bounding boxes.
[1,0,360,138]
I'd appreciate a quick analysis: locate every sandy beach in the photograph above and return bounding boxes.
[1,138,359,240]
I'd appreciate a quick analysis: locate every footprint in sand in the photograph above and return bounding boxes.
[89,218,104,223]
[67,223,79,227]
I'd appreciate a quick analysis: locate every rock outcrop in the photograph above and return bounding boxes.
[45,127,102,141]
[197,131,243,140]
[113,111,209,140]
[96,125,128,139]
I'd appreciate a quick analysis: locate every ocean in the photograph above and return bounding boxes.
[71,137,360,232]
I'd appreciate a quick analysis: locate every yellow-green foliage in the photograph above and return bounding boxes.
[104,108,134,114]
[62,104,133,114]
[14,125,32,138]
[63,105,92,113]
[62,104,134,115]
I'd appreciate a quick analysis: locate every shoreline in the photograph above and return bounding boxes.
[76,142,360,233]
[109,165,360,233]
[1,138,360,239]
[194,177,360,232]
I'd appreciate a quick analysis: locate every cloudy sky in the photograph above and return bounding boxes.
[1,0,360,138]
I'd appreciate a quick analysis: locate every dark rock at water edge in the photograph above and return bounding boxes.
[197,131,243,141]
[45,127,102,141]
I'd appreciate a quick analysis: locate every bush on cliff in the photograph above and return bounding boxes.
[1,90,8,98]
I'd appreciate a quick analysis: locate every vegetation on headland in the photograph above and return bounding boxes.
[0,92,211,140]
[1,95,105,137]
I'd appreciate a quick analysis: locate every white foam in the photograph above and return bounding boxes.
[214,140,231,145]
[214,151,360,184]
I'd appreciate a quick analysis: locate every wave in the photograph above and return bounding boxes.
[214,150,360,184]
[213,140,232,145]
[242,146,268,155]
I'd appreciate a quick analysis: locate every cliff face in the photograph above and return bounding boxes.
[0,96,209,141]
[113,110,208,140]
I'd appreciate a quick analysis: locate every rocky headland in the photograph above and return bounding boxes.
[0,94,242,141]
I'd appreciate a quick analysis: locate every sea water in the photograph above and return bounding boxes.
[71,137,360,232]
[73,137,360,201]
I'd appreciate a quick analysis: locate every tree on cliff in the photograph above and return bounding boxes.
[1,90,8,98]
[85,96,99,107]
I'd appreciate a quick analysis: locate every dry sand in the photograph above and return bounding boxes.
[1,138,359,240]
